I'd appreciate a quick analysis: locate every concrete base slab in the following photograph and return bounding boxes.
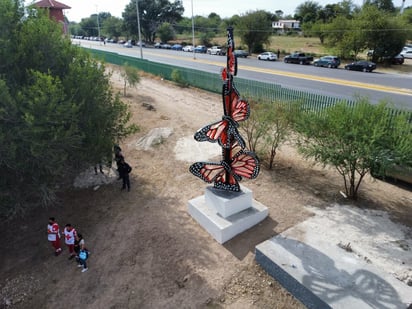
[205,186,253,218]
[256,232,412,309]
[188,189,268,244]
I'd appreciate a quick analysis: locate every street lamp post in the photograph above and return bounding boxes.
[136,0,143,59]
[191,0,195,59]
[96,5,101,44]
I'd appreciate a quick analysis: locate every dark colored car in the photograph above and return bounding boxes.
[344,60,376,72]
[194,45,207,53]
[233,50,249,58]
[171,44,183,51]
[313,56,341,68]
[391,54,404,64]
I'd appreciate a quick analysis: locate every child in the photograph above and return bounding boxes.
[78,248,89,272]
[74,234,85,264]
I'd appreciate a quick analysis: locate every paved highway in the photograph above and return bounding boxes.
[76,40,412,110]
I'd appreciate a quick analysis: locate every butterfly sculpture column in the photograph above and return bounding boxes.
[190,27,260,192]
[188,27,268,244]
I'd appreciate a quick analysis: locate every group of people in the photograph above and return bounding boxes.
[114,145,132,192]
[47,217,89,273]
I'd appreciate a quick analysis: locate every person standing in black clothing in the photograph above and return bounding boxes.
[114,145,124,180]
[118,158,132,191]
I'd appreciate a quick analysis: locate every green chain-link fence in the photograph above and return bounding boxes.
[86,48,412,122]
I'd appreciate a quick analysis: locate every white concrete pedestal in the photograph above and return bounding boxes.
[188,186,268,244]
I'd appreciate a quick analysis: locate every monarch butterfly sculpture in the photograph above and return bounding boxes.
[190,27,260,192]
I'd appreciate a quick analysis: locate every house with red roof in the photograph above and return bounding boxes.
[34,0,71,34]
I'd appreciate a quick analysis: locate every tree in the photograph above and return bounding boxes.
[121,63,141,96]
[364,0,396,12]
[357,5,408,62]
[237,10,272,54]
[241,101,296,169]
[122,0,184,42]
[102,16,124,39]
[324,15,364,58]
[295,99,412,199]
[157,22,175,43]
[0,1,136,217]
[295,1,322,24]
[79,16,99,37]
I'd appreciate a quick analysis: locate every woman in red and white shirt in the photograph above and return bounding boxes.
[63,223,77,259]
[47,217,62,256]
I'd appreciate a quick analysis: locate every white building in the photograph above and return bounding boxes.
[272,20,301,33]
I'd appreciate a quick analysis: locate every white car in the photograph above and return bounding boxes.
[400,48,412,59]
[182,45,194,52]
[258,52,277,61]
[124,40,133,48]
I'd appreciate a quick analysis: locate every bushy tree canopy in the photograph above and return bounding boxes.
[237,10,273,54]
[295,99,412,199]
[123,0,184,42]
[0,1,136,217]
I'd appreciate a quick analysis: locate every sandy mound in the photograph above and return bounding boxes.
[132,127,173,151]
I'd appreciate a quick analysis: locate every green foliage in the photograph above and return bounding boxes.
[295,1,322,24]
[241,101,296,169]
[157,22,175,43]
[364,0,396,12]
[237,10,273,54]
[295,99,412,199]
[358,5,408,61]
[199,31,215,46]
[120,63,141,96]
[102,16,124,39]
[171,69,187,87]
[0,1,137,217]
[122,0,184,42]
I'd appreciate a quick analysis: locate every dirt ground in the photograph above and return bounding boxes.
[1,66,411,309]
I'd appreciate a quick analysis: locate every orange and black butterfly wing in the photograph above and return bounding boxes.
[189,162,226,184]
[231,150,260,180]
[195,117,245,149]
[194,119,228,144]
[213,161,240,191]
[222,83,250,123]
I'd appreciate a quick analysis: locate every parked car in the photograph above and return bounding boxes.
[233,50,249,58]
[207,46,226,55]
[154,42,162,48]
[182,45,194,52]
[284,52,313,64]
[136,41,146,47]
[258,52,277,61]
[194,45,207,53]
[391,54,404,65]
[171,44,183,51]
[313,56,341,68]
[124,40,133,48]
[344,60,376,72]
[400,50,412,59]
[161,43,172,49]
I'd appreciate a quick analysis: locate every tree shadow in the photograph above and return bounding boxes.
[257,237,407,309]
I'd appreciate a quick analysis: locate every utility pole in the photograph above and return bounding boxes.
[136,0,143,59]
[96,5,101,44]
[191,0,195,59]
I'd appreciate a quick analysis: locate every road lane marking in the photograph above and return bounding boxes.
[142,51,412,97]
